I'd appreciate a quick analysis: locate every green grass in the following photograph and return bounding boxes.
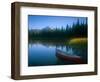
[68,38,87,47]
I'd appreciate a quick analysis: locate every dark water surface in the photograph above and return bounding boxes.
[28,40,87,66]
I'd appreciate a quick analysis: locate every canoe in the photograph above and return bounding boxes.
[56,49,83,64]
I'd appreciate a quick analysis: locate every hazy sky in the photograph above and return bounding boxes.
[28,15,87,30]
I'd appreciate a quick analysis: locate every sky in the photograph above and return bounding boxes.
[28,15,87,30]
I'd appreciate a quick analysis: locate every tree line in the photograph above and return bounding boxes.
[29,19,87,40]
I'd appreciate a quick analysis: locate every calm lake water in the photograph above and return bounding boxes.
[28,41,87,66]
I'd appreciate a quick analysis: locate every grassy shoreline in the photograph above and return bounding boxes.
[68,38,87,46]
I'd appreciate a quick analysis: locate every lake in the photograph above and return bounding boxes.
[28,40,87,66]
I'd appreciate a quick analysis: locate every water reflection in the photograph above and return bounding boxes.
[28,40,87,66]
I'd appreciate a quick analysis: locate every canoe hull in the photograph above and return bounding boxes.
[56,50,84,64]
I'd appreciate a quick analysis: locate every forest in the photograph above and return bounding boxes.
[28,19,87,40]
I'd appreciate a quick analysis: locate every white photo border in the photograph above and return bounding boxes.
[20,6,95,75]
